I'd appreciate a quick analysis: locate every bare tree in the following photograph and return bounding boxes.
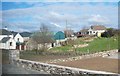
[32,23,54,53]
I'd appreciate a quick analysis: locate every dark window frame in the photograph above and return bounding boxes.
[10,42,12,46]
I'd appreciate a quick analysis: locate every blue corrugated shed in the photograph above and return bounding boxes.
[54,31,65,40]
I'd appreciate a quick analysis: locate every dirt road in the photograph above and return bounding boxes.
[52,57,119,73]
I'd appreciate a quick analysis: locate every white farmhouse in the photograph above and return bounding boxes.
[11,31,32,50]
[12,32,25,50]
[88,25,106,36]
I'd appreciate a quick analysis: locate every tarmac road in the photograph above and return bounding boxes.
[0,63,49,75]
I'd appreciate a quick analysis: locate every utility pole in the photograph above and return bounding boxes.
[65,20,68,38]
[65,20,68,31]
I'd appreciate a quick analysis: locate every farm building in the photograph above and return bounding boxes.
[54,31,67,46]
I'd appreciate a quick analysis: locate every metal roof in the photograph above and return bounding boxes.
[20,32,32,37]
[54,31,65,40]
[0,29,12,35]
[0,37,11,43]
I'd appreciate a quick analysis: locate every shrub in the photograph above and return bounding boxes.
[101,28,114,37]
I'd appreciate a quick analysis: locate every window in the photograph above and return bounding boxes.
[17,38,19,41]
[10,42,12,46]
[90,31,92,33]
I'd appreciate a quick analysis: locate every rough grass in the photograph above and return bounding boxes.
[76,37,118,53]
[50,38,88,52]
[74,38,87,44]
[49,45,72,52]
[50,37,118,53]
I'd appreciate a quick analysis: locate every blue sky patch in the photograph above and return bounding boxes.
[1,2,118,32]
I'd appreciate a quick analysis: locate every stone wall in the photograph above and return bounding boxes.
[12,59,117,75]
[9,50,19,63]
[45,49,118,63]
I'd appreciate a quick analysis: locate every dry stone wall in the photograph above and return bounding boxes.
[45,49,118,63]
[12,59,117,75]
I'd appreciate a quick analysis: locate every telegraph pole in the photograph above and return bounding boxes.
[65,20,68,38]
[66,20,68,30]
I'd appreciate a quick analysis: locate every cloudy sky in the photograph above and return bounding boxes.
[1,2,118,32]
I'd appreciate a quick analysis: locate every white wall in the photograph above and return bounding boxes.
[88,29,106,35]
[88,29,93,35]
[0,43,5,49]
[6,38,16,49]
[96,30,106,33]
[14,33,24,43]
[0,38,16,49]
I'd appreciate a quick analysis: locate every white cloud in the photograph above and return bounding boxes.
[88,14,110,25]
[2,2,118,32]
[50,22,62,28]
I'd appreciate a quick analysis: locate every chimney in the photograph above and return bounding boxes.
[4,26,8,30]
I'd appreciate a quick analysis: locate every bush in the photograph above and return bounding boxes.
[101,31,111,37]
[101,28,114,37]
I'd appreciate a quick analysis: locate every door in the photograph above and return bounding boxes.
[21,45,24,50]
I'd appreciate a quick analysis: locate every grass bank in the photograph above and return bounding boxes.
[50,37,118,53]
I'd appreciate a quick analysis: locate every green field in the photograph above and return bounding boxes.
[50,37,118,53]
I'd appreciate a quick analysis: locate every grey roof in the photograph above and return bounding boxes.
[0,37,11,43]
[11,31,18,37]
[20,32,32,37]
[0,29,12,35]
[11,31,32,37]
